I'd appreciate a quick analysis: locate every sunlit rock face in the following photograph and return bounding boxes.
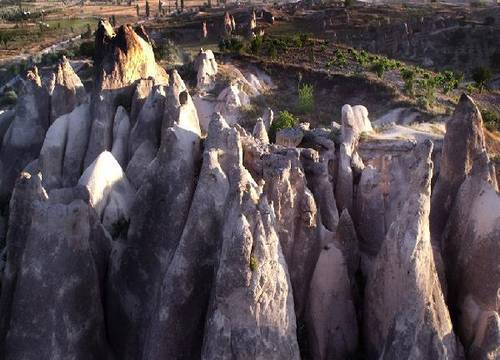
[93,21,168,92]
[194,49,218,92]
[363,140,464,359]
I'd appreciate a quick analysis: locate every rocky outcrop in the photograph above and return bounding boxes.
[430,94,486,246]
[111,106,131,169]
[335,104,372,214]
[106,79,202,359]
[364,140,463,359]
[214,84,250,125]
[78,151,135,235]
[94,21,168,92]
[263,149,322,318]
[84,21,168,169]
[141,114,239,359]
[0,173,111,359]
[130,78,155,125]
[194,49,218,92]
[0,68,50,204]
[252,117,269,144]
[201,166,300,360]
[129,85,165,159]
[276,127,304,147]
[39,104,92,190]
[307,244,357,360]
[49,56,86,123]
[442,152,499,358]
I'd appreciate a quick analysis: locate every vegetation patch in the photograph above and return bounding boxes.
[270,110,298,141]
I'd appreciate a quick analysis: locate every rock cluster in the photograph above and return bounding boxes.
[0,22,497,360]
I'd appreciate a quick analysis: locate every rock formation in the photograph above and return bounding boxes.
[0,173,111,359]
[49,56,86,123]
[201,165,300,360]
[1,20,498,360]
[430,94,487,247]
[194,49,218,92]
[364,140,463,359]
[0,68,49,204]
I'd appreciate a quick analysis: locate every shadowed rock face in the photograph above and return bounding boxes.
[442,153,500,358]
[0,173,111,359]
[106,78,202,359]
[0,68,50,205]
[430,94,486,247]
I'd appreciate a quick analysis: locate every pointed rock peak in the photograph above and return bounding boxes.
[252,118,269,144]
[208,112,229,133]
[338,209,355,232]
[54,56,81,83]
[454,93,481,120]
[25,66,42,86]
[96,19,116,41]
[169,69,187,93]
[94,21,166,91]
[134,24,152,44]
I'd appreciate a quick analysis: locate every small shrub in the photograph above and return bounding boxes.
[436,70,462,94]
[472,66,492,91]
[219,37,244,54]
[401,68,416,97]
[0,90,17,107]
[249,34,263,54]
[482,109,500,132]
[416,75,438,110]
[296,83,314,114]
[249,255,258,272]
[78,41,95,59]
[270,110,298,140]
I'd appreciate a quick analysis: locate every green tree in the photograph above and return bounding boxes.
[270,111,298,141]
[297,83,314,114]
[401,68,416,97]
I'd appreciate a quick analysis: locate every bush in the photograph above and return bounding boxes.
[370,57,397,78]
[401,68,416,97]
[436,70,462,94]
[249,34,263,54]
[416,75,438,110]
[249,255,258,272]
[472,66,492,91]
[270,110,298,140]
[78,41,95,59]
[482,109,500,132]
[219,37,244,54]
[296,83,314,114]
[0,90,17,107]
